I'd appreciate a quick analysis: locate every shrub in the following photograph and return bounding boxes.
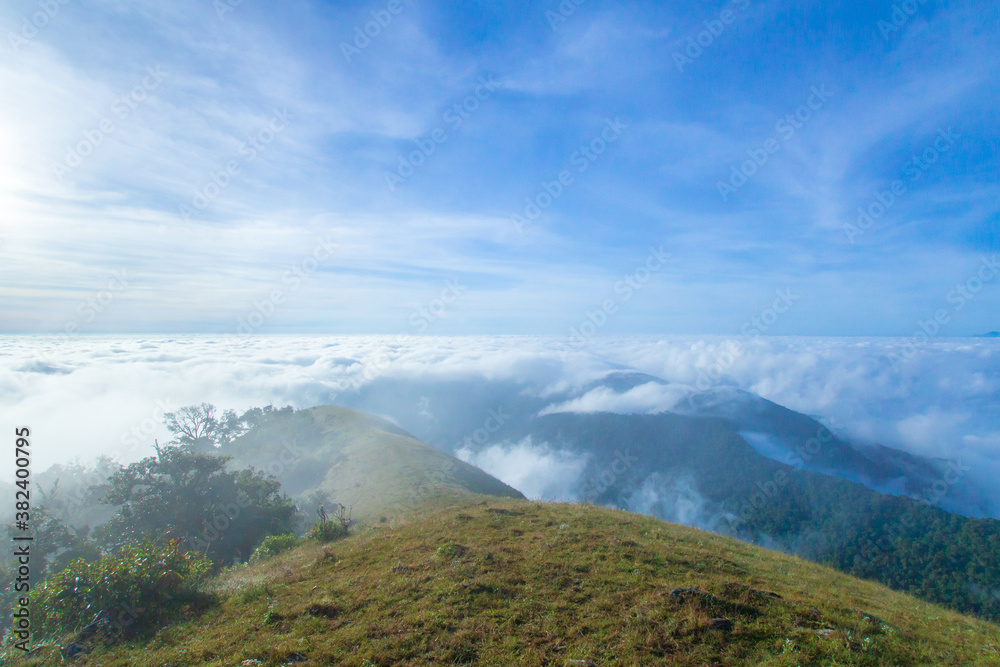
[28,539,211,641]
[250,533,299,562]
[306,520,348,543]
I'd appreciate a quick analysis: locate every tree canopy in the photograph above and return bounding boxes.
[95,440,298,565]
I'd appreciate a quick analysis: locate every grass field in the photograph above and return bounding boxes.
[10,498,1000,666]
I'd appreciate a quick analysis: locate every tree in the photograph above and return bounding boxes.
[164,403,225,453]
[164,403,293,453]
[95,441,298,566]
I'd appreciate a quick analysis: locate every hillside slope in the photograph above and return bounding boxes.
[220,405,525,522]
[27,500,1000,666]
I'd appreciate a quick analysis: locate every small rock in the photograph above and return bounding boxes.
[708,618,733,632]
[670,587,704,598]
[242,660,264,666]
[306,603,339,618]
[815,628,837,638]
[63,643,85,660]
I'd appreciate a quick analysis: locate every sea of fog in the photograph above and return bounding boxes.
[2,335,998,495]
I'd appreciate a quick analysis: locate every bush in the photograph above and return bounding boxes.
[250,533,299,562]
[28,539,211,641]
[306,520,348,543]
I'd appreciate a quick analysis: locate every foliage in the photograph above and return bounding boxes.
[307,502,351,543]
[27,539,211,641]
[164,403,294,454]
[249,534,299,563]
[95,442,298,566]
[306,519,348,543]
[549,411,1000,622]
[15,501,1000,667]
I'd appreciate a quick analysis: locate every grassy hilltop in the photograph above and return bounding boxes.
[221,405,525,523]
[16,499,1000,667]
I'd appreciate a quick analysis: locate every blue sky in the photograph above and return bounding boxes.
[0,0,997,335]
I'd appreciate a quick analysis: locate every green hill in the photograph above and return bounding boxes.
[17,499,1000,666]
[219,405,525,522]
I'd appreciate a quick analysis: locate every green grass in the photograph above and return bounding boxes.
[8,499,1000,666]
[222,405,524,524]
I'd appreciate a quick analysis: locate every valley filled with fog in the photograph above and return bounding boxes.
[3,334,997,518]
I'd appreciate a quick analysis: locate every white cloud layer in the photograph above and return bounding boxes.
[456,437,588,501]
[1,335,998,495]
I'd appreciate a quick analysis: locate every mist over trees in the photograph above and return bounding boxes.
[1,403,304,643]
[96,439,298,564]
